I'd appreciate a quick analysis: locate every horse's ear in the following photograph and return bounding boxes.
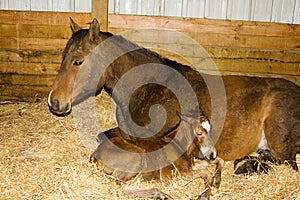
[89,18,100,41]
[69,17,82,33]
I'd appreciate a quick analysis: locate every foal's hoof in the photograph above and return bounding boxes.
[196,188,210,200]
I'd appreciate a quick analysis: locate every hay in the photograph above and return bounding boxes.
[1,92,299,200]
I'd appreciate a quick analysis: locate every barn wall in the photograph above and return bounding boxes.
[0,11,91,102]
[1,0,300,24]
[0,10,299,102]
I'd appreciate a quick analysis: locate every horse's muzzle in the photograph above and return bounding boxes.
[48,91,72,116]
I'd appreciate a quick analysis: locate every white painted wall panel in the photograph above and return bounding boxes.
[294,0,300,23]
[140,0,155,15]
[30,0,50,11]
[8,0,31,10]
[74,0,91,13]
[119,0,138,14]
[250,0,273,22]
[52,0,74,12]
[185,0,205,18]
[164,0,183,17]
[0,0,9,9]
[272,0,296,23]
[227,0,251,20]
[205,0,228,19]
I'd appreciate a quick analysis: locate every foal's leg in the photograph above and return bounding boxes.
[96,127,123,143]
[194,167,213,200]
[211,157,224,188]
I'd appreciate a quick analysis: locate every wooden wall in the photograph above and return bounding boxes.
[0,10,299,102]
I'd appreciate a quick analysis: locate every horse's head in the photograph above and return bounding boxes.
[180,113,217,161]
[48,18,107,116]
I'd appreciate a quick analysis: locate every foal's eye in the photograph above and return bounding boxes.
[73,60,83,66]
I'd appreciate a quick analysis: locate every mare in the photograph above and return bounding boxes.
[48,18,300,171]
[90,112,224,199]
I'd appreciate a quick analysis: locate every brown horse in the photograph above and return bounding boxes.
[48,18,300,170]
[90,112,224,199]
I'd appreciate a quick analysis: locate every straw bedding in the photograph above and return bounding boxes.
[1,92,299,199]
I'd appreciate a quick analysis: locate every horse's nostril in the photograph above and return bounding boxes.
[50,99,60,110]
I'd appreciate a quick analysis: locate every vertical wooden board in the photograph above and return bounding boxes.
[0,0,9,9]
[119,0,137,14]
[30,0,50,11]
[227,0,251,20]
[164,0,182,16]
[74,0,91,12]
[186,0,205,18]
[8,0,31,10]
[205,0,228,19]
[141,0,155,15]
[272,0,295,24]
[293,0,300,24]
[250,0,273,22]
[52,0,74,12]
[136,0,142,15]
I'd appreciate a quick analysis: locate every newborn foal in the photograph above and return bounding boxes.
[90,112,224,199]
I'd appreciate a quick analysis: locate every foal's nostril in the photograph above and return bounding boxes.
[209,151,217,161]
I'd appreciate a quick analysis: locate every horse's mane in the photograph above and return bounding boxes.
[100,31,194,73]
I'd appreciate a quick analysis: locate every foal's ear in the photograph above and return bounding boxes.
[69,17,82,33]
[177,111,192,123]
[89,18,100,41]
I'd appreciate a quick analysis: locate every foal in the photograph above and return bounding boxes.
[90,112,224,199]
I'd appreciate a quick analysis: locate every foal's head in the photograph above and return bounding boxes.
[179,112,217,161]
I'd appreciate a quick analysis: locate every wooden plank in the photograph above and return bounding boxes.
[92,0,108,31]
[0,24,72,39]
[0,62,59,76]
[0,49,62,64]
[0,84,50,102]
[0,73,56,86]
[110,27,300,50]
[0,10,91,26]
[0,37,68,50]
[135,42,300,63]
[107,15,300,37]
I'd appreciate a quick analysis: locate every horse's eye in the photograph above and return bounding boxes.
[73,60,83,66]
